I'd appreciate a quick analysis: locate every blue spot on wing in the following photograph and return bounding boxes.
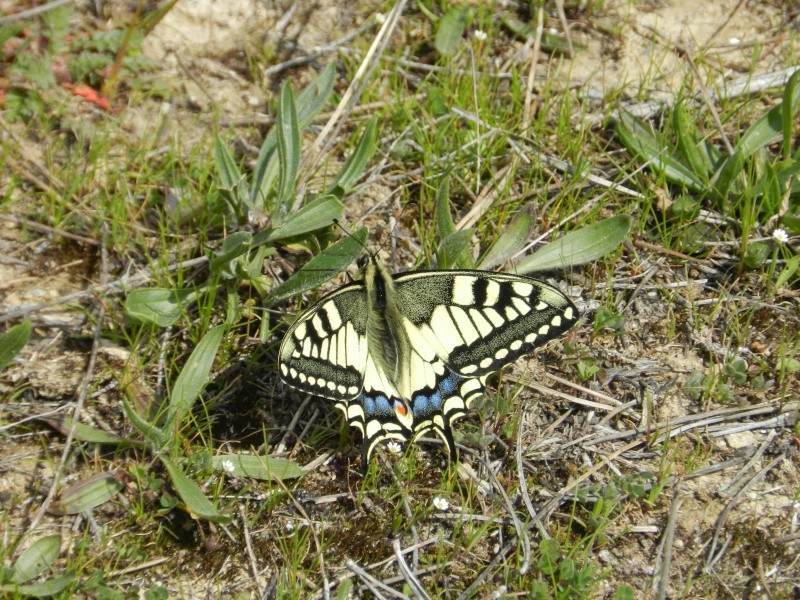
[438,374,457,395]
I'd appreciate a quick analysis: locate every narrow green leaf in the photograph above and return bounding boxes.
[712,150,745,201]
[213,454,306,481]
[435,5,470,56]
[2,573,75,597]
[276,82,301,222]
[517,215,631,273]
[214,135,251,220]
[782,69,800,158]
[437,229,475,270]
[10,535,61,583]
[672,101,710,184]
[41,418,133,446]
[264,228,367,306]
[0,319,32,371]
[266,195,345,242]
[124,288,199,327]
[122,397,169,450]
[159,455,229,522]
[775,255,800,288]
[214,134,242,190]
[166,324,225,429]
[209,231,252,276]
[478,208,534,270]
[52,473,123,515]
[326,116,379,195]
[617,112,705,191]
[735,75,800,160]
[252,64,335,208]
[434,178,455,239]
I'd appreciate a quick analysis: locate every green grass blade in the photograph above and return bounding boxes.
[124,287,199,327]
[266,195,344,242]
[275,82,301,223]
[782,69,800,158]
[434,177,456,239]
[617,112,705,191]
[672,101,710,184]
[213,454,306,481]
[10,535,61,583]
[326,116,379,196]
[264,228,367,306]
[214,135,250,221]
[734,77,800,160]
[0,319,32,371]
[159,455,229,523]
[517,215,631,273]
[165,324,225,430]
[478,208,533,270]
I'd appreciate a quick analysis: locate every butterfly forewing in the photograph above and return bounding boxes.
[394,271,578,376]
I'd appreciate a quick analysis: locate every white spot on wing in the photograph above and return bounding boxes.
[551,315,562,327]
[443,395,465,415]
[327,305,342,331]
[483,280,500,305]
[452,276,477,305]
[538,324,550,335]
[512,297,531,315]
[450,306,479,344]
[483,308,505,327]
[504,306,519,321]
[512,281,533,297]
[495,348,509,360]
[311,313,325,336]
[469,309,493,337]
[430,306,462,352]
[403,319,438,361]
[480,357,493,369]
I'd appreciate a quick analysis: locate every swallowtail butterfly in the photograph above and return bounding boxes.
[279,254,578,468]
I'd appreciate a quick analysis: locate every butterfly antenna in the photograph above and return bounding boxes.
[331,218,374,258]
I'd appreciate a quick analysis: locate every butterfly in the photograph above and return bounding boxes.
[279,254,578,469]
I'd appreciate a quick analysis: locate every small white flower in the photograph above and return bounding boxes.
[221,459,235,474]
[285,520,295,532]
[772,228,789,244]
[375,12,386,25]
[433,496,450,511]
[386,441,403,454]
[473,29,488,42]
[729,37,740,45]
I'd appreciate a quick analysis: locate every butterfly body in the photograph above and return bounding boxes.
[279,255,578,467]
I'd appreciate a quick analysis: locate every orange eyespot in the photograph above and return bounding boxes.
[394,401,408,417]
